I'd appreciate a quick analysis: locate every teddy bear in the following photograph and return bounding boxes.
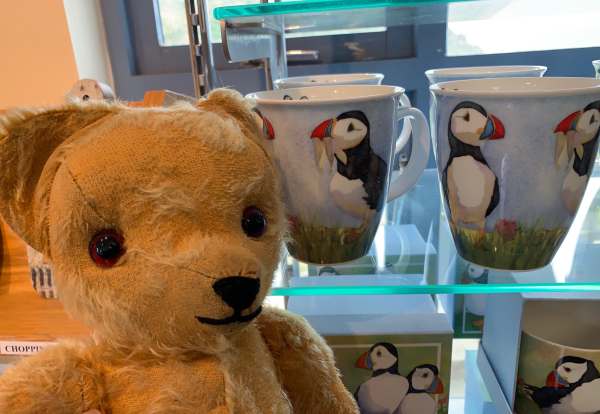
[0,89,359,414]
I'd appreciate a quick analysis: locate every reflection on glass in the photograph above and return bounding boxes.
[447,0,600,56]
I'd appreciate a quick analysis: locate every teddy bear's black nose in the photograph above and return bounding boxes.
[212,277,260,312]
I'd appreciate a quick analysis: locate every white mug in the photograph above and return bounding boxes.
[425,65,547,84]
[516,300,600,413]
[274,73,384,89]
[247,85,430,264]
[430,77,600,270]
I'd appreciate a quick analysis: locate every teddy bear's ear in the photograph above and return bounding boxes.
[196,88,266,145]
[0,102,120,254]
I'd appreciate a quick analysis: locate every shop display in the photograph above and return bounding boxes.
[424,65,547,84]
[430,77,600,270]
[0,90,358,413]
[247,85,430,264]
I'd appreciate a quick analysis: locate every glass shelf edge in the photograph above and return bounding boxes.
[214,0,476,20]
[270,283,600,296]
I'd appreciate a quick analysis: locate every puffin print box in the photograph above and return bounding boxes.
[481,292,600,413]
[289,294,453,414]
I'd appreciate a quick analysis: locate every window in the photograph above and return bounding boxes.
[152,0,411,64]
[155,0,257,46]
[447,0,600,56]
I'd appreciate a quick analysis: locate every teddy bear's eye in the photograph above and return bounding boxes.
[242,206,267,238]
[89,229,125,267]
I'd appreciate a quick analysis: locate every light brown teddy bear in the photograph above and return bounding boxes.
[0,89,359,414]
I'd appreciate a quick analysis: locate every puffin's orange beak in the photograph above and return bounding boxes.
[311,119,334,139]
[356,351,370,369]
[546,371,567,388]
[433,379,444,394]
[554,111,581,134]
[262,116,275,140]
[253,108,275,140]
[488,114,505,140]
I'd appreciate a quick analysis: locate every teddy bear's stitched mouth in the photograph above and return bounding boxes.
[196,306,263,325]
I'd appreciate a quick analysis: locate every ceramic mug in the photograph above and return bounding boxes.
[593,60,600,79]
[515,301,600,414]
[425,65,547,84]
[274,73,384,89]
[247,85,430,264]
[430,77,600,270]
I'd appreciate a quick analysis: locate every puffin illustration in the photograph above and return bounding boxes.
[354,342,409,414]
[523,356,600,413]
[310,111,387,219]
[252,108,275,140]
[554,101,600,215]
[443,102,505,230]
[396,364,444,414]
[462,263,489,320]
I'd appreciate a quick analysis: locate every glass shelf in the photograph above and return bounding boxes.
[214,0,492,32]
[269,165,600,296]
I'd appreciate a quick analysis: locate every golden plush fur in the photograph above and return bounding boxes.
[0,90,359,413]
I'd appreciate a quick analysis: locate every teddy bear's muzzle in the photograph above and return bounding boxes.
[196,276,262,325]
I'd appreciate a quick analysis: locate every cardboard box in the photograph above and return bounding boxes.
[288,277,453,414]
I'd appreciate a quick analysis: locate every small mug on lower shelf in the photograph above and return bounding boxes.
[26,246,58,299]
[515,300,600,413]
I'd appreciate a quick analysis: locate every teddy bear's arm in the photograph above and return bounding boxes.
[0,342,106,414]
[257,307,359,414]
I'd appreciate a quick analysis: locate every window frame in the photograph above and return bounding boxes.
[100,0,600,115]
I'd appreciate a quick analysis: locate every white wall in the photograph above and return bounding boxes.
[63,0,114,88]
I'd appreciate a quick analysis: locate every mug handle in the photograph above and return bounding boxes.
[394,94,413,153]
[387,106,431,201]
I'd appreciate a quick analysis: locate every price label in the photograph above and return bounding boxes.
[0,341,55,355]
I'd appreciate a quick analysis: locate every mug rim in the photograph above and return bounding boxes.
[522,329,600,354]
[425,65,546,79]
[246,84,405,105]
[593,60,600,65]
[431,77,600,97]
[274,73,384,86]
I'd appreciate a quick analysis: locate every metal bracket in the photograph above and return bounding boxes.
[185,0,218,97]
[220,15,287,90]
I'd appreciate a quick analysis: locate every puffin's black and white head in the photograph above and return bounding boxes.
[547,356,600,388]
[554,101,600,147]
[408,364,444,394]
[449,102,505,147]
[356,342,399,376]
[466,264,489,284]
[310,110,369,168]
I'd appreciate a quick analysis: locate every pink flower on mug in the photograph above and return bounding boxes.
[495,219,518,241]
